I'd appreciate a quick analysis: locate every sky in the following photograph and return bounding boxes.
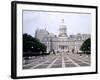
[23,10,91,37]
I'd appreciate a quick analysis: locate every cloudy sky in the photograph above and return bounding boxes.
[23,10,91,37]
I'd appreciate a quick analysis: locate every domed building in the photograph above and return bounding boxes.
[35,19,90,53]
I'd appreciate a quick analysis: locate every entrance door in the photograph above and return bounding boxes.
[59,45,68,52]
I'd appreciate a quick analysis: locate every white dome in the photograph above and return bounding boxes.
[59,19,67,37]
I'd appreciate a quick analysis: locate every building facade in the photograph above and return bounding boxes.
[35,19,90,53]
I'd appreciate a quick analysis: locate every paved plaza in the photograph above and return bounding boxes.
[23,52,90,69]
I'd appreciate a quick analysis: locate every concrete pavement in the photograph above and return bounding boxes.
[23,52,90,69]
